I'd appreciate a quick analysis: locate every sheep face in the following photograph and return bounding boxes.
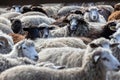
[64,14,89,37]
[86,8,100,22]
[21,42,38,61]
[41,27,54,38]
[23,27,40,40]
[69,19,78,31]
[16,40,39,61]
[12,5,21,13]
[91,48,120,71]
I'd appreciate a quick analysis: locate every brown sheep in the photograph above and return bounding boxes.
[9,33,25,44]
[108,11,120,21]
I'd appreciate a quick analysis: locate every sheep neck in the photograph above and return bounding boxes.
[80,57,106,80]
[7,47,23,58]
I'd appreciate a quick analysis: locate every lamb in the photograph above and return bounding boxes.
[38,37,117,68]
[34,37,87,52]
[0,47,120,80]
[0,30,14,54]
[84,6,106,23]
[2,39,38,61]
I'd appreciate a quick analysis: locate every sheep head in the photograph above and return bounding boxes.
[15,39,39,61]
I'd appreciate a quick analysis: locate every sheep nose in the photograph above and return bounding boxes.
[34,56,39,61]
[117,65,120,69]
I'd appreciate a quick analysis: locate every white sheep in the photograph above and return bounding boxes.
[14,11,47,19]
[0,30,14,54]
[38,37,117,68]
[0,47,119,80]
[34,37,87,52]
[57,6,85,17]
[84,6,106,23]
[0,12,21,20]
[0,23,13,34]
[2,39,38,61]
[0,55,36,73]
[0,16,11,27]
[20,15,56,28]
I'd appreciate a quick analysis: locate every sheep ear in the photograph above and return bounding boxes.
[23,28,29,31]
[86,9,89,12]
[109,26,116,31]
[89,43,99,48]
[93,51,101,63]
[48,27,55,30]
[109,35,113,38]
[0,41,5,47]
[38,27,45,30]
[110,43,119,48]
[63,19,69,23]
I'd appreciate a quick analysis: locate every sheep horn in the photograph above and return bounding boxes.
[0,36,8,47]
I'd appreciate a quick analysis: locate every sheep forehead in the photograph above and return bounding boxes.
[93,38,110,45]
[67,14,83,21]
[23,40,34,47]
[88,7,98,11]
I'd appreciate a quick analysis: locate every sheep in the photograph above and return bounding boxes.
[110,29,120,61]
[34,37,87,52]
[10,5,21,12]
[100,21,117,39]
[0,30,14,54]
[11,15,55,33]
[108,11,120,21]
[0,16,11,26]
[114,3,120,11]
[97,5,114,21]
[0,47,120,80]
[40,5,62,18]
[2,39,38,61]
[9,33,25,44]
[57,6,85,17]
[0,23,13,34]
[13,11,47,19]
[51,13,90,37]
[20,15,55,28]
[23,24,56,40]
[35,61,66,69]
[0,55,36,73]
[0,12,21,20]
[38,37,118,68]
[84,6,106,23]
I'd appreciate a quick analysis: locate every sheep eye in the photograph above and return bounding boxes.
[23,47,26,49]
[102,57,109,61]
